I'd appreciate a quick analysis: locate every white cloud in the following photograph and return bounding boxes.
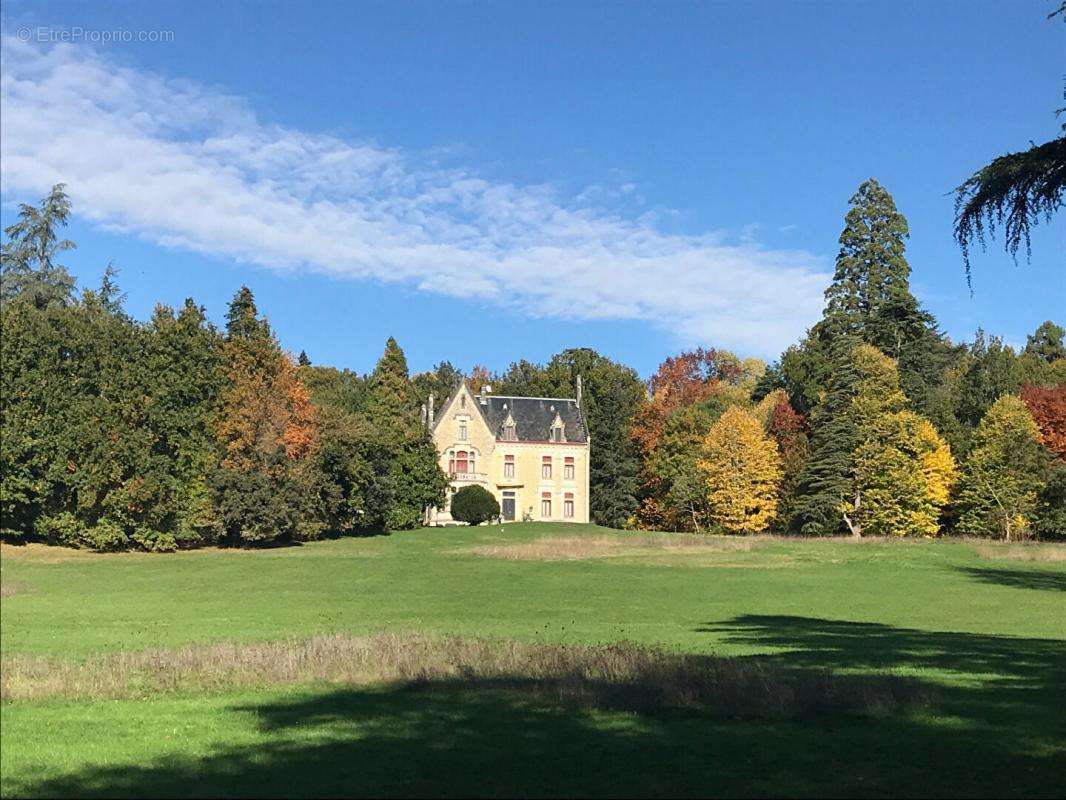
[0,35,830,356]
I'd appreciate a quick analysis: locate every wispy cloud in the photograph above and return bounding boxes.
[0,36,829,355]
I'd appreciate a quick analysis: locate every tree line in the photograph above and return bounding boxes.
[1,186,447,549]
[1,182,1062,548]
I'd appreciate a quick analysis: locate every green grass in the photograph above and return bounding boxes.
[2,522,1065,798]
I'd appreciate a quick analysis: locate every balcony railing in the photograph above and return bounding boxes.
[449,471,488,483]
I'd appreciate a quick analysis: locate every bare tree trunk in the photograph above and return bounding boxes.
[842,491,862,538]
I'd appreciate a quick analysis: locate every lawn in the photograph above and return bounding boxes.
[2,522,1064,798]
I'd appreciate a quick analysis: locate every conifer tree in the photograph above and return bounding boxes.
[791,343,905,535]
[0,184,77,309]
[361,338,447,530]
[799,180,953,425]
[1024,321,1066,363]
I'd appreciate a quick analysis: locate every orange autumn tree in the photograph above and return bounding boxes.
[631,348,745,529]
[1020,384,1066,459]
[468,364,492,394]
[213,287,321,543]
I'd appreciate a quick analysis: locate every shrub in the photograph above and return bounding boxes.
[450,485,500,525]
[34,513,88,548]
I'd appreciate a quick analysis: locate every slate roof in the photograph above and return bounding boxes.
[475,395,588,443]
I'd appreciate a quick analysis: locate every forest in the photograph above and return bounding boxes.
[1,180,1063,550]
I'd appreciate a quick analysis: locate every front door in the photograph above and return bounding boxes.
[502,492,516,521]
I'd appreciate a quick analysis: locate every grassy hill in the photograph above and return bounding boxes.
[2,523,1064,797]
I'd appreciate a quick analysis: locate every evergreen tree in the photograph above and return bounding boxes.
[1024,320,1066,363]
[361,338,448,530]
[951,330,1024,440]
[0,184,77,309]
[800,179,953,426]
[791,342,905,536]
[143,299,226,546]
[367,337,417,431]
[298,350,312,367]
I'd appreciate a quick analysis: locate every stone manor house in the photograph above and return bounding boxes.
[425,380,590,525]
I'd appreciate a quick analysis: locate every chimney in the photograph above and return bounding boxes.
[421,403,427,426]
[428,393,435,427]
[576,374,583,408]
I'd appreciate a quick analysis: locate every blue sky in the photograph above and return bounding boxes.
[1,0,1063,377]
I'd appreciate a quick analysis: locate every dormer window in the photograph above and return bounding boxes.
[551,420,565,442]
[503,422,517,439]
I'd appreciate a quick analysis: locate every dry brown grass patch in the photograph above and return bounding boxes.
[461,534,766,563]
[1,632,931,720]
[1,581,29,598]
[973,542,1066,563]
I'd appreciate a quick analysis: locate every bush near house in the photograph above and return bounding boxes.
[450,485,501,525]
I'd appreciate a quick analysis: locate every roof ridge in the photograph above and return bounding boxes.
[481,394,578,402]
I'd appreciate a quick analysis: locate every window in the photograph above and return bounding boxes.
[541,492,552,518]
[455,450,468,475]
[541,456,552,479]
[469,453,476,474]
[503,455,515,479]
[564,493,574,519]
[448,450,455,474]
[459,422,468,441]
[552,424,564,442]
[564,457,575,480]
[503,422,516,440]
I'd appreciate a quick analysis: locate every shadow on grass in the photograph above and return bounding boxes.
[15,617,1066,799]
[955,566,1066,592]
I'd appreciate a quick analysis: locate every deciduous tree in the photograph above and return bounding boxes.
[956,395,1048,540]
[699,406,781,534]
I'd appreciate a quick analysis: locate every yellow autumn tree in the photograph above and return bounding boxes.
[854,411,957,537]
[699,406,782,533]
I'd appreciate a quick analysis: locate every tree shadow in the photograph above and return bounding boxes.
[955,566,1066,592]
[13,618,1066,799]
[704,615,1066,770]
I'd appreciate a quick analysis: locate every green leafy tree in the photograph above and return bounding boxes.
[956,395,1048,539]
[1035,462,1066,540]
[450,485,501,525]
[144,299,226,545]
[791,342,905,536]
[854,411,957,537]
[1024,320,1066,363]
[360,338,448,530]
[652,404,719,532]
[412,361,463,409]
